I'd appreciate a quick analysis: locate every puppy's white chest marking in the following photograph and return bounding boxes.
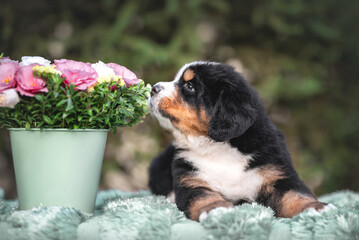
[176,138,263,202]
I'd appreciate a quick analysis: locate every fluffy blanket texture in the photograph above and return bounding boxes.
[0,189,358,240]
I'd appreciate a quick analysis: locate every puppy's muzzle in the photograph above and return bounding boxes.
[151,83,164,97]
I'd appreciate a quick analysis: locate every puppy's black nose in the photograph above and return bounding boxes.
[151,84,163,97]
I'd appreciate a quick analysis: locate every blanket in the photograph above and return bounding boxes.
[0,189,358,240]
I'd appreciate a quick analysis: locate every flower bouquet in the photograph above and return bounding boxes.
[0,54,151,212]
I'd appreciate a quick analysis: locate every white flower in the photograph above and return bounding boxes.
[19,56,51,67]
[0,89,19,108]
[91,61,116,79]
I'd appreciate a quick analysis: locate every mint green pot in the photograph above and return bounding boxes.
[9,128,109,213]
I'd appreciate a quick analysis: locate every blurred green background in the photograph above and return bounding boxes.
[0,0,358,199]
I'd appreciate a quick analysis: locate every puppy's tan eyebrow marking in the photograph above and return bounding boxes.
[183,68,195,82]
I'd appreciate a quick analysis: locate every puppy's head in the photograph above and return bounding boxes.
[148,61,259,142]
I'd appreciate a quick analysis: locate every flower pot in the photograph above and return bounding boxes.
[9,128,109,213]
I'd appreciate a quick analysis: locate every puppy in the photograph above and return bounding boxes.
[148,61,326,221]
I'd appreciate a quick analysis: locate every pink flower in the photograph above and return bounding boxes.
[0,58,20,93]
[54,59,98,90]
[16,64,48,97]
[0,57,12,63]
[106,63,140,87]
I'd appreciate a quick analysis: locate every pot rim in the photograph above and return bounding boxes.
[8,128,110,132]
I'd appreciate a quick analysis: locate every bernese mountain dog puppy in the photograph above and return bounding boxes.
[148,61,327,221]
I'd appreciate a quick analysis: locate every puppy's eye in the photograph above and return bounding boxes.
[184,82,195,92]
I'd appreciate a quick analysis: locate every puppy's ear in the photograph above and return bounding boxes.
[208,89,257,142]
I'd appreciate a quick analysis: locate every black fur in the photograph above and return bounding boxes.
[171,156,208,217]
[148,144,176,196]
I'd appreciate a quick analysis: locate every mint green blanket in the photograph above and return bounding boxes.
[0,189,358,240]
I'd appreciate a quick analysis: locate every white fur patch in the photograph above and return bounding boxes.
[199,206,232,222]
[167,192,176,203]
[199,211,208,222]
[148,80,177,132]
[175,136,263,202]
[317,203,336,213]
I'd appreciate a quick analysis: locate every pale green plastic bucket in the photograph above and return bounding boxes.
[9,128,109,213]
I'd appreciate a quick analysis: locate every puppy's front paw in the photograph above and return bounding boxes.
[198,206,233,222]
[278,191,330,218]
[195,200,234,222]
[303,201,328,212]
[199,211,209,222]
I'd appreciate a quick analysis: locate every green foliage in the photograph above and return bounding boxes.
[0,72,151,133]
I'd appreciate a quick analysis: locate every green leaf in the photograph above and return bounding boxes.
[66,98,74,111]
[56,99,68,107]
[25,122,30,130]
[92,107,100,113]
[43,116,53,125]
[34,95,44,102]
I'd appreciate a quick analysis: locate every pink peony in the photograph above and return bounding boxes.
[16,64,48,97]
[106,63,140,87]
[54,59,98,90]
[0,57,11,63]
[0,58,20,93]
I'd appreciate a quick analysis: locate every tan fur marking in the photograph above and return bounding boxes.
[180,176,233,221]
[278,190,326,218]
[158,90,209,136]
[189,193,233,221]
[183,68,195,82]
[258,165,285,193]
[180,176,211,189]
